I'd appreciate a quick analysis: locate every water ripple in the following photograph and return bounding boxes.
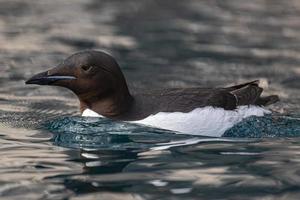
[45,114,300,151]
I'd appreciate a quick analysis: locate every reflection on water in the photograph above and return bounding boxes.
[47,115,300,150]
[0,0,300,199]
[4,124,300,200]
[48,116,186,150]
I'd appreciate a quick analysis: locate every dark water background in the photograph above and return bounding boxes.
[0,0,300,199]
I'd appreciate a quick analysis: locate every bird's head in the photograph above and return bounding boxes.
[26,50,132,114]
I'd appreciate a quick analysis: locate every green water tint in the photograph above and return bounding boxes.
[224,115,300,138]
[45,117,194,150]
[45,114,300,150]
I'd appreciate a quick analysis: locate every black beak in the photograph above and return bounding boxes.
[25,71,76,85]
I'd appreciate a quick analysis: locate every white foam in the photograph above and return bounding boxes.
[82,106,271,137]
[150,138,251,151]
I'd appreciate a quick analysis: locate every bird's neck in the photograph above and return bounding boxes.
[79,89,134,118]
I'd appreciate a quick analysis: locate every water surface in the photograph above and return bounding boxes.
[0,0,300,199]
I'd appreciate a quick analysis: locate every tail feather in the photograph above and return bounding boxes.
[255,95,280,106]
[226,80,279,107]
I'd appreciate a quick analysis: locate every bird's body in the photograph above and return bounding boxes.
[82,106,270,136]
[26,50,279,136]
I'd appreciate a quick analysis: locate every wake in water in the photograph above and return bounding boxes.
[45,114,300,150]
[46,117,192,150]
[224,115,300,138]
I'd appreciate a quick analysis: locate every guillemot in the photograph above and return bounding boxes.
[26,50,279,136]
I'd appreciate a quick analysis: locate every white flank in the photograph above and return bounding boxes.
[82,106,271,137]
[82,109,105,117]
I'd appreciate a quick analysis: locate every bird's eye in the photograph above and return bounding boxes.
[81,65,93,72]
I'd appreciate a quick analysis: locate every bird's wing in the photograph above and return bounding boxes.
[225,80,260,91]
[157,80,278,110]
[132,80,279,119]
[227,81,263,106]
[225,80,279,106]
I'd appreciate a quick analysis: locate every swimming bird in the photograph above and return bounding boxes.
[26,50,279,136]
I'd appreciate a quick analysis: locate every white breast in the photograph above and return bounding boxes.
[82,109,105,117]
[82,106,271,137]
